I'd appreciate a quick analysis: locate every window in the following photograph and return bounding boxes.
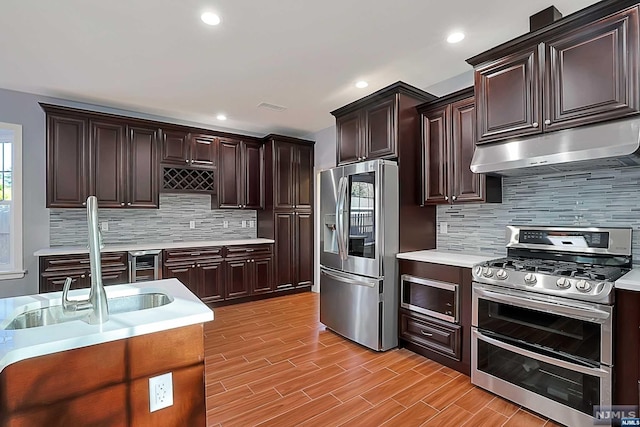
[0,122,23,280]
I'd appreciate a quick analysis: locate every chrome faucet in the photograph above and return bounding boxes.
[62,196,109,324]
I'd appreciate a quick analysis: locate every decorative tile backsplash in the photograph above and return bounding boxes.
[50,194,257,246]
[436,166,640,262]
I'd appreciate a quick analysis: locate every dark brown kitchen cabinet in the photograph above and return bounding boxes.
[271,140,314,210]
[39,252,128,293]
[251,256,274,294]
[418,89,501,205]
[163,246,225,303]
[469,4,640,144]
[217,138,263,209]
[161,129,217,168]
[614,288,640,406]
[225,244,275,296]
[42,104,159,209]
[273,211,313,290]
[199,261,225,302]
[225,259,251,299]
[332,82,436,165]
[45,113,89,208]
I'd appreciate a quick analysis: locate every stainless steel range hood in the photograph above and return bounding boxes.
[470,118,640,176]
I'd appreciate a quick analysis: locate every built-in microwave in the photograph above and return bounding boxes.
[400,275,459,323]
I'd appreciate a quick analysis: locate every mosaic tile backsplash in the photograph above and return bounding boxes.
[436,166,640,263]
[50,194,257,246]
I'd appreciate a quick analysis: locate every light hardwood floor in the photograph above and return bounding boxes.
[204,292,563,427]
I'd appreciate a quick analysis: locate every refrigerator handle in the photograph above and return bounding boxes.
[336,177,349,261]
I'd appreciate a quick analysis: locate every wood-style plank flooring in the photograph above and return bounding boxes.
[204,292,563,426]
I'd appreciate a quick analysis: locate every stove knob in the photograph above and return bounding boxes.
[576,280,592,292]
[556,278,571,289]
[473,266,483,277]
[524,273,537,285]
[496,269,508,280]
[482,268,494,278]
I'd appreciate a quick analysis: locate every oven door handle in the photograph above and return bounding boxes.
[473,329,610,377]
[474,287,611,323]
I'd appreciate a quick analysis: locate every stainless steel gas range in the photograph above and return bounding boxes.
[471,225,632,427]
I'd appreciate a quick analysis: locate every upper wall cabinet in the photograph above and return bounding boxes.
[269,140,314,210]
[43,104,160,209]
[418,89,501,205]
[469,4,640,144]
[217,138,264,209]
[332,82,436,165]
[161,129,217,169]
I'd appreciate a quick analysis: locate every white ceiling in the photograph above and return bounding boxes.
[0,0,599,138]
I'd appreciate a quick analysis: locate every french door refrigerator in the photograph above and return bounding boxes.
[319,159,399,351]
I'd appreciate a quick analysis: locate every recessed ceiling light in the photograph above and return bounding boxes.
[201,12,221,26]
[216,114,227,121]
[447,32,465,44]
[355,81,369,89]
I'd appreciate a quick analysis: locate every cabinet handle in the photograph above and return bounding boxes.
[81,274,86,278]
[544,119,551,125]
[362,156,367,160]
[120,202,125,206]
[82,202,86,206]
[444,196,449,201]
[532,122,539,128]
[192,264,196,268]
[238,204,241,208]
[196,263,200,267]
[185,160,189,163]
[452,195,457,201]
[127,202,132,206]
[420,330,433,337]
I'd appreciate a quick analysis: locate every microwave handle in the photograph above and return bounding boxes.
[473,329,610,378]
[474,287,610,323]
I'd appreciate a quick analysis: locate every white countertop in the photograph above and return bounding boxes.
[34,238,275,257]
[396,249,500,269]
[0,278,213,373]
[615,268,640,292]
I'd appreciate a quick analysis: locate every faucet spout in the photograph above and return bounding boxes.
[62,196,109,324]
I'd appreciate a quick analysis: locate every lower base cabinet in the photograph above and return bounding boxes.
[39,253,128,293]
[400,309,462,361]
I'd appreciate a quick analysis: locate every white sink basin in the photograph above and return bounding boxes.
[3,292,174,330]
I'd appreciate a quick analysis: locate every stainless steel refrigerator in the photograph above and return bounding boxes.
[319,159,399,351]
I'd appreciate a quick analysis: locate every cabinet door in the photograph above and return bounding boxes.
[364,96,397,160]
[251,256,274,294]
[41,272,89,293]
[164,263,197,295]
[90,120,126,208]
[190,133,217,168]
[225,259,250,299]
[217,139,242,208]
[127,126,159,208]
[294,211,313,288]
[274,212,295,290]
[243,141,263,209]
[273,142,295,209]
[294,144,314,210]
[336,111,361,165]
[451,98,485,203]
[46,114,88,208]
[544,7,640,132]
[475,44,544,143]
[421,106,450,205]
[161,129,190,165]
[199,261,224,302]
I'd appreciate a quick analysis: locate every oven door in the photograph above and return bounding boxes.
[472,283,613,366]
[472,329,611,427]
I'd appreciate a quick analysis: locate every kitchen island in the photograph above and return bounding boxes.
[0,278,213,426]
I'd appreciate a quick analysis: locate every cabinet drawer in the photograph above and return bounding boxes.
[41,252,127,273]
[225,244,272,259]
[164,247,223,262]
[400,310,461,361]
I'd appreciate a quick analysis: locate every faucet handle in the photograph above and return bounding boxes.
[62,277,77,312]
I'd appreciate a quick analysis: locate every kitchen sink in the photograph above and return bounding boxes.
[3,292,174,330]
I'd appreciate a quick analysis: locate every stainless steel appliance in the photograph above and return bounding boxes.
[400,274,459,323]
[471,225,632,427]
[128,250,162,283]
[319,159,399,351]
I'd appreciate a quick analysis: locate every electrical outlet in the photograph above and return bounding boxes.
[100,221,109,232]
[249,220,255,228]
[242,220,247,228]
[189,220,196,229]
[149,372,173,412]
[223,220,229,229]
[440,222,448,234]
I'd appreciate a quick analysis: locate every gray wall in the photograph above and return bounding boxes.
[0,87,261,298]
[50,194,256,246]
[437,166,640,262]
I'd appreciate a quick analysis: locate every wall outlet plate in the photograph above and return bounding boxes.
[100,221,109,232]
[440,222,448,234]
[189,220,196,229]
[242,220,247,228]
[149,372,173,412]
[249,220,255,228]
[223,220,229,229]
